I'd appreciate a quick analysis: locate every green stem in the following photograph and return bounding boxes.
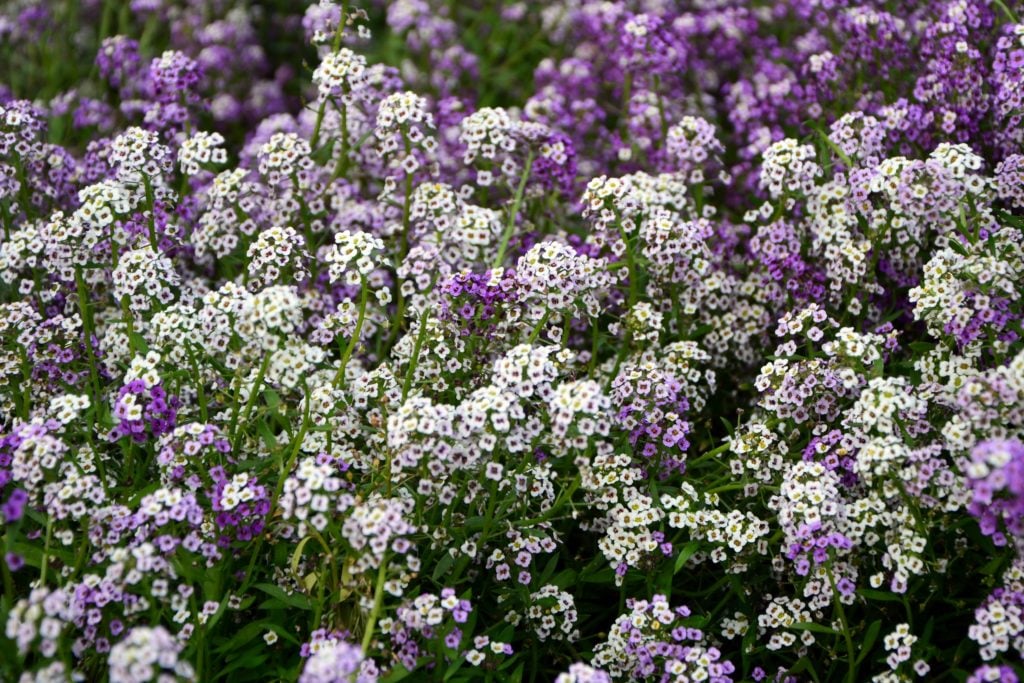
[527,310,551,344]
[240,393,311,596]
[401,309,431,401]
[39,516,53,585]
[310,0,350,149]
[75,269,102,401]
[360,555,389,653]
[617,220,639,307]
[492,150,534,268]
[229,352,271,451]
[1,534,14,608]
[331,101,350,180]
[142,177,158,250]
[826,562,857,683]
[334,278,369,387]
[993,0,1019,23]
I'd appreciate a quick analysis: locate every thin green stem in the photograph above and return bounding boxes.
[240,392,311,596]
[334,278,369,387]
[492,150,534,268]
[310,0,350,149]
[229,352,271,451]
[401,309,431,401]
[75,269,102,401]
[826,562,857,683]
[993,0,1019,23]
[360,555,389,652]
[39,516,53,586]
[527,310,551,344]
[617,220,639,307]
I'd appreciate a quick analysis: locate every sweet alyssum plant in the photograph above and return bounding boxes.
[1,0,1024,682]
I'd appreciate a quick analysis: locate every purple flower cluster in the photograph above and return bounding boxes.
[438,269,520,338]
[1,0,1024,681]
[967,440,1024,549]
[110,380,180,443]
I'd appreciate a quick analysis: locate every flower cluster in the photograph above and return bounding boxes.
[2,1,1024,681]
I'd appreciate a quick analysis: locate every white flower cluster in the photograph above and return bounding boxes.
[107,626,195,683]
[491,344,567,401]
[597,490,663,585]
[547,379,611,449]
[409,182,462,239]
[246,225,310,290]
[258,132,314,185]
[624,302,663,343]
[665,485,770,560]
[46,393,91,425]
[5,586,72,658]
[772,461,846,541]
[845,376,929,442]
[757,595,816,650]
[760,138,822,199]
[375,91,435,153]
[279,456,352,537]
[930,142,985,180]
[340,497,418,573]
[827,111,886,165]
[592,595,691,676]
[313,48,368,100]
[219,473,257,511]
[516,241,610,320]
[386,394,459,473]
[554,663,611,683]
[910,228,1023,353]
[581,448,644,510]
[444,204,503,265]
[882,623,919,671]
[525,585,579,641]
[325,230,387,286]
[110,127,174,186]
[111,247,181,314]
[178,131,227,176]
[456,385,528,454]
[459,107,515,166]
[581,175,643,236]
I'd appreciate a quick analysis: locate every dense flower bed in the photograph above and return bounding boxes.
[1,0,1024,681]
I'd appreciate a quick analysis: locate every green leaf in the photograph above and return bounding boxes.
[538,553,559,584]
[787,656,822,683]
[674,540,701,574]
[264,389,281,411]
[980,554,1006,576]
[789,621,838,635]
[947,238,969,256]
[381,664,413,682]
[443,655,467,681]
[718,416,735,436]
[431,552,456,582]
[551,568,577,589]
[581,566,614,583]
[290,535,316,579]
[857,588,902,603]
[214,648,268,680]
[855,620,882,665]
[252,582,311,611]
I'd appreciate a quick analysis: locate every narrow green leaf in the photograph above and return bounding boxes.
[674,540,701,574]
[855,620,882,665]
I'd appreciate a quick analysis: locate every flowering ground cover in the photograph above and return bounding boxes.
[1,0,1024,681]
